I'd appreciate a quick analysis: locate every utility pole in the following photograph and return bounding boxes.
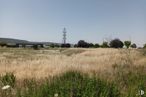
[63,28,67,44]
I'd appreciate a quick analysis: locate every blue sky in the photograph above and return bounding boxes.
[0,0,146,46]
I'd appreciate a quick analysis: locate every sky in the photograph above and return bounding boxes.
[0,0,146,47]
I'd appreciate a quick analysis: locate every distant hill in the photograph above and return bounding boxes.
[0,38,60,45]
[0,38,29,44]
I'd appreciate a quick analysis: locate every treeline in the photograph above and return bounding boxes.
[74,39,143,49]
[0,38,146,49]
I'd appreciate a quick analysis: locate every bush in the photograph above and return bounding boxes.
[33,44,39,50]
[131,43,137,48]
[20,71,120,97]
[143,44,146,49]
[74,44,78,48]
[88,43,94,48]
[109,39,124,48]
[61,43,71,48]
[77,40,89,48]
[94,43,100,48]
[50,44,55,48]
[50,44,60,48]
[124,41,131,48]
[54,44,60,48]
[0,42,7,47]
[101,42,109,48]
[1,72,16,87]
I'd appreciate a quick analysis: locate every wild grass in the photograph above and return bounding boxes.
[0,48,146,96]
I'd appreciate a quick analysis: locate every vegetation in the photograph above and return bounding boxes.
[124,41,131,48]
[0,42,7,47]
[1,72,16,88]
[143,44,146,49]
[94,43,100,48]
[101,42,109,48]
[33,44,39,50]
[76,40,89,48]
[0,48,146,96]
[109,39,124,48]
[131,43,137,48]
[61,43,71,48]
[12,71,119,97]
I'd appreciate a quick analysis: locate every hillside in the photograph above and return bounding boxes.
[0,38,29,44]
[0,38,58,45]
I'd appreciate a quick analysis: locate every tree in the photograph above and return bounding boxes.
[124,41,131,48]
[50,44,55,48]
[109,39,124,48]
[54,44,60,48]
[61,43,71,48]
[77,40,89,48]
[0,42,7,47]
[94,43,100,48]
[33,44,39,50]
[101,42,109,48]
[88,43,94,48]
[40,44,44,48]
[74,44,77,48]
[143,44,146,49]
[131,43,137,48]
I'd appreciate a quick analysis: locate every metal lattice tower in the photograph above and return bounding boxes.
[63,28,67,44]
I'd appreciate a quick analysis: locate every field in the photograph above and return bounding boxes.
[0,48,146,97]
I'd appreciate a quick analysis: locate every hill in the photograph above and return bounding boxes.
[0,38,29,44]
[0,38,59,45]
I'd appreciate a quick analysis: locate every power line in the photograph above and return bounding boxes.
[63,28,67,44]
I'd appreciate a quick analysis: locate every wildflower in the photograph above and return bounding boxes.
[137,90,145,96]
[140,90,145,95]
[2,85,11,90]
[54,93,58,97]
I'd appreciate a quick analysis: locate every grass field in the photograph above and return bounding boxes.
[0,48,146,97]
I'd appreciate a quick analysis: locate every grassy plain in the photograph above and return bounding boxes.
[0,48,146,97]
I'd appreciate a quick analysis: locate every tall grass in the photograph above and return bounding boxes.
[0,71,120,97]
[0,48,146,96]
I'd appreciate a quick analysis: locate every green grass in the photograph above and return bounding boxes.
[1,68,146,97]
[0,71,119,97]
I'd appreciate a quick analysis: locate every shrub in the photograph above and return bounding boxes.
[0,42,7,47]
[33,44,39,50]
[94,43,100,48]
[143,44,146,49]
[88,43,94,48]
[50,44,60,48]
[109,39,124,48]
[54,44,60,48]
[50,44,55,48]
[74,44,78,48]
[40,44,44,48]
[1,72,16,87]
[61,43,71,48]
[131,43,137,48]
[77,40,89,48]
[124,41,131,48]
[20,71,120,97]
[101,42,109,48]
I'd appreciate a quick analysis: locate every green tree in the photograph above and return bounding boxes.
[88,43,94,48]
[94,43,100,48]
[124,41,131,48]
[33,44,39,50]
[77,40,89,48]
[131,43,137,48]
[109,39,124,48]
[0,42,7,47]
[143,44,146,49]
[101,42,109,48]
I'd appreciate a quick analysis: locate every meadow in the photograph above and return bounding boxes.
[0,47,146,97]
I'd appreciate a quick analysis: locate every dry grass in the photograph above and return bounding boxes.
[0,48,145,80]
